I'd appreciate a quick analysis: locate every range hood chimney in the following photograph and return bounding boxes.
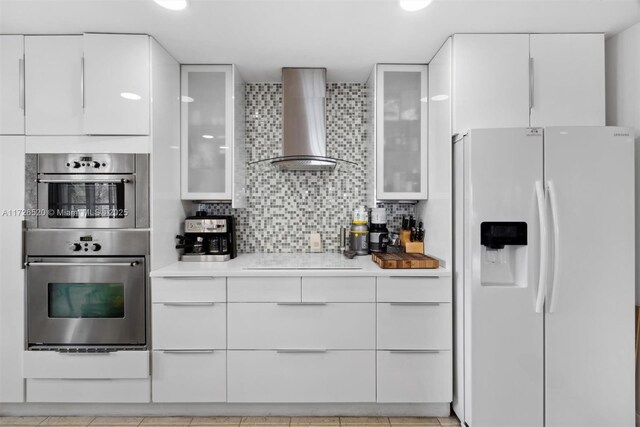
[271,67,337,171]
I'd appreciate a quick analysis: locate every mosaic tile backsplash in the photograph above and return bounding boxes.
[198,83,414,253]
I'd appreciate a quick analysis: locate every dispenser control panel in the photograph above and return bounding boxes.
[481,222,527,249]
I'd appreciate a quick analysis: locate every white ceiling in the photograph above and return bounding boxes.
[1,0,639,82]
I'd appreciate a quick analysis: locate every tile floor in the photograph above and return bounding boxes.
[0,415,461,427]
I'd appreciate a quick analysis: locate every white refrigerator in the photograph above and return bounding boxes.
[453,127,635,427]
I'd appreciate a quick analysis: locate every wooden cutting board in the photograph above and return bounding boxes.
[372,252,440,269]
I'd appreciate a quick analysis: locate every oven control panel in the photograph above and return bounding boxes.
[69,236,103,252]
[66,157,108,170]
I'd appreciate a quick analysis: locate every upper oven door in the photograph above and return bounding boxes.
[26,257,146,347]
[37,174,136,229]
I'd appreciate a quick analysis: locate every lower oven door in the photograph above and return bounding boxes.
[37,174,136,229]
[26,257,146,347]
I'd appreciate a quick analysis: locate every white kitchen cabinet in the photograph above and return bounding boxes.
[152,276,226,302]
[227,276,300,302]
[377,302,452,350]
[0,35,24,134]
[452,34,531,134]
[228,302,375,350]
[83,33,150,135]
[227,350,375,403]
[152,350,226,402]
[23,350,149,379]
[181,65,246,206]
[0,136,25,402]
[151,276,227,402]
[450,33,605,134]
[301,276,375,302]
[152,302,226,350]
[25,36,83,135]
[376,276,453,403]
[27,379,150,403]
[23,350,150,403]
[377,276,451,302]
[529,34,605,126]
[377,350,452,403]
[368,64,428,201]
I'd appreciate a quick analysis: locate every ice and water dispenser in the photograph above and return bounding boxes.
[480,222,528,286]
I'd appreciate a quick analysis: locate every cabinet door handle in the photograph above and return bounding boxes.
[389,350,441,354]
[389,302,441,306]
[161,350,215,354]
[529,57,534,112]
[276,349,327,354]
[276,302,327,306]
[81,56,85,109]
[161,302,215,306]
[19,57,24,110]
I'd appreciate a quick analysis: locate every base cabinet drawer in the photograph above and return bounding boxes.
[377,350,452,403]
[26,379,150,403]
[228,350,375,402]
[228,277,300,302]
[152,350,226,402]
[152,277,226,302]
[152,302,226,349]
[377,303,452,350]
[228,303,374,349]
[23,350,149,379]
[377,277,451,302]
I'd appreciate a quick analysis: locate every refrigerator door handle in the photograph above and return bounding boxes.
[547,180,561,313]
[534,181,547,313]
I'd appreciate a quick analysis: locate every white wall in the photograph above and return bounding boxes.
[605,20,640,425]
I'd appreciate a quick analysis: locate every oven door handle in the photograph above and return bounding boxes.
[36,178,132,184]
[25,261,140,267]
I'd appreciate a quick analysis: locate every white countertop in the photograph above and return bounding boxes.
[150,253,451,277]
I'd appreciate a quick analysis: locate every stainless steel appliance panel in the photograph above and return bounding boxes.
[37,154,135,174]
[26,257,146,347]
[37,174,136,229]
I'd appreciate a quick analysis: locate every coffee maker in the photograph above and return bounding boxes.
[176,212,237,262]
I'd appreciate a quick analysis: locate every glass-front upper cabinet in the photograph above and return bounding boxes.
[180,65,246,206]
[374,64,428,201]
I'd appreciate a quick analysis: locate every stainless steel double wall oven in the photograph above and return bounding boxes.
[26,153,150,351]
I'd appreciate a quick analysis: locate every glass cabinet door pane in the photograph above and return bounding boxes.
[186,71,227,194]
[382,70,422,194]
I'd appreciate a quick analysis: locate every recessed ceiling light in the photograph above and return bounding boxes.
[202,135,214,139]
[181,96,194,103]
[430,94,449,101]
[399,0,434,12]
[154,0,188,11]
[120,92,141,100]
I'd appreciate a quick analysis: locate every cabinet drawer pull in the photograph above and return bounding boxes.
[389,350,441,354]
[19,57,24,110]
[80,56,84,109]
[276,349,327,354]
[276,302,327,306]
[389,302,441,306]
[161,350,215,354]
[162,302,215,306]
[160,276,216,280]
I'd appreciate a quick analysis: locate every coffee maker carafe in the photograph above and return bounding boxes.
[176,213,237,262]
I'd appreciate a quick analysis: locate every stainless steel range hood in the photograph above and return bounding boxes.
[248,67,355,171]
[273,68,336,171]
